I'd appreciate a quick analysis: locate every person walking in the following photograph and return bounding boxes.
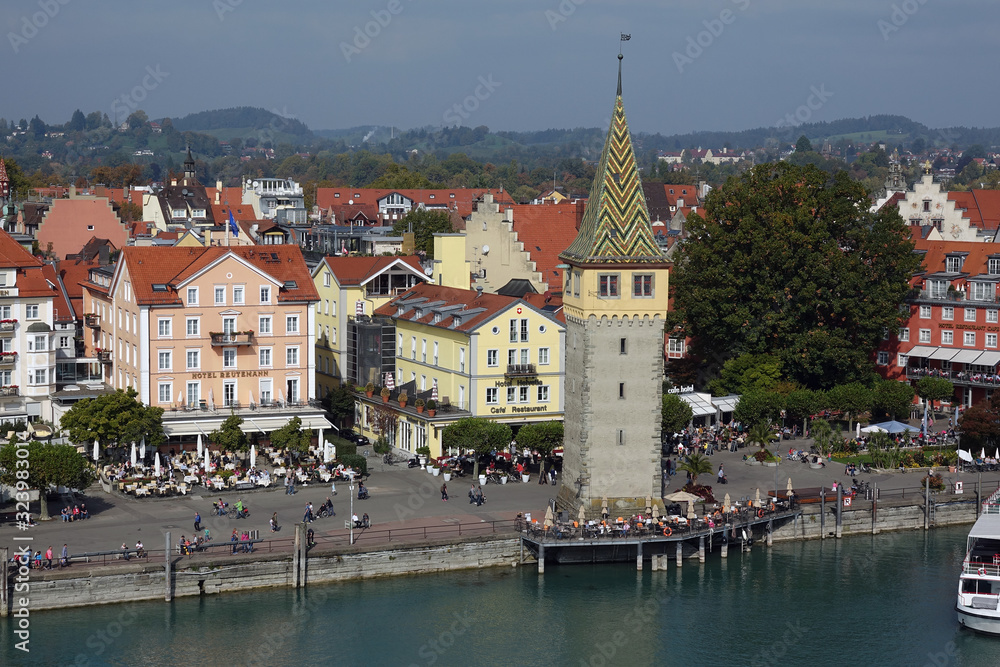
[270,512,279,532]
[331,479,337,496]
[60,543,69,568]
[440,482,449,501]
[194,511,201,531]
[44,546,53,570]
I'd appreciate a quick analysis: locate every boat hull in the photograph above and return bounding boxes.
[957,606,1000,635]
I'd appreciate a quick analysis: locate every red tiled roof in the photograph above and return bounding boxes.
[374,282,555,333]
[506,202,585,291]
[910,239,1000,280]
[0,229,43,268]
[947,192,982,227]
[119,245,319,306]
[36,198,129,260]
[316,188,515,219]
[319,255,424,286]
[57,260,100,315]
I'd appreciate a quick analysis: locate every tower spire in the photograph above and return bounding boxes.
[617,53,623,97]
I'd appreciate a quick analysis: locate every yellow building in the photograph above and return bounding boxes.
[311,256,427,398]
[355,283,565,457]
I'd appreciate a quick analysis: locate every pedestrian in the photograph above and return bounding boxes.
[271,512,279,532]
[469,484,476,504]
[441,482,448,501]
[331,479,337,496]
[45,546,53,570]
[288,472,296,495]
[194,511,201,531]
[60,543,69,568]
[304,504,312,523]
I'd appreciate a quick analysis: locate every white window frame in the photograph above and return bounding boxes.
[187,287,198,306]
[186,349,200,370]
[538,347,550,365]
[223,348,237,369]
[898,328,909,342]
[286,346,299,367]
[186,317,199,337]
[286,314,299,334]
[259,286,271,304]
[965,308,977,322]
[877,351,889,366]
[919,329,931,343]
[537,385,549,402]
[989,310,999,324]
[158,350,171,371]
[214,286,226,306]
[259,315,272,335]
[486,387,498,405]
[988,334,998,349]
[487,349,498,367]
[919,305,931,319]
[964,331,976,347]
[158,382,172,404]
[942,306,954,321]
[941,330,954,345]
[233,285,245,305]
[158,318,171,338]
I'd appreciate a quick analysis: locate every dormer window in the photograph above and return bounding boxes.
[171,209,186,219]
[946,256,965,273]
[988,257,1000,275]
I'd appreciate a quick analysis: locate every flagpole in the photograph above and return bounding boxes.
[226,209,231,247]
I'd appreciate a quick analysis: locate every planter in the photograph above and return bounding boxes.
[522,474,530,483]
[809,462,825,470]
[366,391,374,398]
[399,400,407,409]
[763,461,779,467]
[443,472,451,482]
[416,406,424,414]
[479,475,487,486]
[427,410,436,417]
[381,396,389,404]
[427,465,435,473]
[432,467,440,477]
[418,456,427,466]
[744,460,762,466]
[949,466,957,473]
[501,476,508,485]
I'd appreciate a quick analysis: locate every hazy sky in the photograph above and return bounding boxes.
[2,0,993,135]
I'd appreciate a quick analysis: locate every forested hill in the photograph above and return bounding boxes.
[171,107,313,138]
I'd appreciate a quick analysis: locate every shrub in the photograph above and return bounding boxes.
[681,483,716,504]
[922,473,945,492]
[416,445,431,457]
[331,438,355,457]
[338,453,367,476]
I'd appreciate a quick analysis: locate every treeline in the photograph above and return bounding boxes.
[171,107,313,137]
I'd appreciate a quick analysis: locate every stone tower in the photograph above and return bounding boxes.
[556,55,670,515]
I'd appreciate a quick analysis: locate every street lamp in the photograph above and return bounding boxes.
[349,474,355,545]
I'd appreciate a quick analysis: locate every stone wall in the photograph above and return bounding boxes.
[15,536,523,612]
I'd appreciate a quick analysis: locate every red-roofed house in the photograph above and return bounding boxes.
[36,196,130,259]
[80,245,331,441]
[316,187,514,225]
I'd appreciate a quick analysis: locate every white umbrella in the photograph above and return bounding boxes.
[385,372,395,390]
[856,423,860,438]
[204,447,210,472]
[197,433,203,457]
[92,440,99,461]
[154,452,161,477]
[250,444,256,469]
[981,448,987,459]
[723,493,731,513]
[995,448,999,460]
[324,441,332,463]
[431,382,438,402]
[130,442,137,467]
[687,500,696,520]
[249,389,255,408]
[754,488,762,507]
[139,437,146,459]
[178,390,184,405]
[208,387,215,409]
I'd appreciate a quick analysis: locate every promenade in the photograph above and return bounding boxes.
[5,431,1000,563]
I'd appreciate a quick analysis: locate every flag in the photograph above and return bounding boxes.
[620,33,631,41]
[228,209,239,237]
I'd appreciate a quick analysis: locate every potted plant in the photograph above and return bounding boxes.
[442,466,452,482]
[397,390,408,408]
[364,382,375,398]
[380,387,391,403]
[431,463,440,477]
[426,399,437,417]
[415,398,425,413]
[416,445,430,467]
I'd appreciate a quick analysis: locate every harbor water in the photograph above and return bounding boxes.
[3,524,1000,666]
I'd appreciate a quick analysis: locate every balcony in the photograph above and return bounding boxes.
[211,332,255,347]
[0,320,17,334]
[0,353,16,367]
[0,386,18,397]
[84,314,101,328]
[907,367,1000,388]
[505,363,537,377]
[913,289,1000,305]
[96,350,111,363]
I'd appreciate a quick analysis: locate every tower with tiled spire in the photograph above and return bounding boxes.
[556,54,670,515]
[0,157,9,200]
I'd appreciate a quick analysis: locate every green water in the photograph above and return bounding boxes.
[3,525,999,666]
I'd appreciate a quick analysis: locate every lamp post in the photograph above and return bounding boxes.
[349,475,355,545]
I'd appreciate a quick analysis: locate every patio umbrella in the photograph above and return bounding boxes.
[431,382,438,402]
[385,372,395,390]
[601,496,609,517]
[130,442,137,467]
[92,440,99,461]
[955,405,960,428]
[543,505,554,528]
[154,452,161,477]
[250,444,256,469]
[197,433,203,457]
[248,389,255,408]
[578,505,587,524]
[208,387,215,409]
[204,447,210,472]
[177,390,184,406]
[754,488,762,507]
[995,448,999,460]
[139,437,146,459]
[856,423,860,438]
[981,448,987,460]
[652,504,660,521]
[723,493,731,513]
[645,495,652,515]
[687,500,696,520]
[664,491,702,504]
[356,300,364,317]
[787,478,794,495]
[324,441,332,463]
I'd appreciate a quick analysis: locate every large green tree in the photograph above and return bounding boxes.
[59,388,165,451]
[662,393,694,433]
[393,209,454,259]
[871,379,916,421]
[269,416,312,458]
[733,390,783,428]
[514,421,563,479]
[209,414,249,456]
[959,394,1000,450]
[671,163,921,389]
[783,389,824,437]
[677,452,713,485]
[0,441,93,520]
[915,377,955,416]
[442,417,512,479]
[708,353,783,396]
[826,382,873,434]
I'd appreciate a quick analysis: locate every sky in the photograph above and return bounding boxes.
[2,0,995,136]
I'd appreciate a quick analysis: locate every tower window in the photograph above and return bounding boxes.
[633,274,653,297]
[617,429,625,446]
[620,338,627,355]
[599,274,619,298]
[619,382,625,399]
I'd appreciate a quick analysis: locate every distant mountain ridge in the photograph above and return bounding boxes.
[170,106,313,139]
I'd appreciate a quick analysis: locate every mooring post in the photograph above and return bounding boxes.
[820,486,826,539]
[924,476,930,530]
[537,545,545,575]
[292,523,301,589]
[872,484,879,535]
[636,541,643,571]
[651,551,659,571]
[1,546,8,617]
[164,531,172,602]
[767,518,773,547]
[721,534,729,558]
[836,485,843,539]
[698,536,705,563]
[676,541,683,567]
[977,474,982,518]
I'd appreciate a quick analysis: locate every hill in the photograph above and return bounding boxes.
[170,107,313,141]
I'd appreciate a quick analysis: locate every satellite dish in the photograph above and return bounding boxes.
[181,188,188,195]
[253,181,260,188]
[424,267,433,276]
[481,244,490,255]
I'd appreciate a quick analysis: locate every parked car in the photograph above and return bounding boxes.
[344,432,369,447]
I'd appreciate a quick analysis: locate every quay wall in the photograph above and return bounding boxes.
[13,535,523,612]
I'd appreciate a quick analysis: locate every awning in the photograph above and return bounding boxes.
[162,413,333,437]
[905,345,937,358]
[929,347,960,361]
[952,349,984,364]
[968,514,1000,540]
[975,351,1000,367]
[677,392,716,417]
[712,395,740,413]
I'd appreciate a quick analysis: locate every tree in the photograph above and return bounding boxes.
[369,405,398,454]
[442,417,512,479]
[208,414,248,458]
[826,382,873,434]
[59,387,165,451]
[733,390,783,428]
[795,135,813,153]
[783,389,823,437]
[269,416,312,458]
[871,379,915,421]
[662,393,694,433]
[514,421,563,478]
[670,163,922,389]
[709,353,783,395]
[323,384,357,430]
[959,395,1000,450]
[915,377,954,416]
[68,109,86,132]
[747,422,774,450]
[677,452,713,485]
[0,441,93,520]
[810,418,834,455]
[393,209,454,259]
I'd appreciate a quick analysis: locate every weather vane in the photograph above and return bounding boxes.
[619,33,630,55]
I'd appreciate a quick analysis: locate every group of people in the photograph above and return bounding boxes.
[60,503,89,521]
[120,540,144,560]
[29,545,68,569]
[469,484,487,506]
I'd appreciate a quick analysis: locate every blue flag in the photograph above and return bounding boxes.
[229,210,239,237]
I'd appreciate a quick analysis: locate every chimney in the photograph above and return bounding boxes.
[475,286,483,299]
[215,180,222,205]
[98,245,110,266]
[504,207,513,223]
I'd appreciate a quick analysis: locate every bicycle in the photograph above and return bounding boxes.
[383,453,395,465]
[227,507,250,519]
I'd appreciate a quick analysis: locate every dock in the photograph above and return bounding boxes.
[518,506,803,572]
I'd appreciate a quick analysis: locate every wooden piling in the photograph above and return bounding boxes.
[872,484,879,535]
[1,546,8,617]
[836,486,843,539]
[924,476,930,530]
[538,545,545,574]
[767,518,773,547]
[164,531,171,602]
[820,486,826,539]
[636,542,643,571]
[698,536,705,563]
[292,524,301,588]
[676,542,683,567]
[651,552,659,571]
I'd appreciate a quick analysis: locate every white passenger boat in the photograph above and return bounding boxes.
[957,488,1000,634]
